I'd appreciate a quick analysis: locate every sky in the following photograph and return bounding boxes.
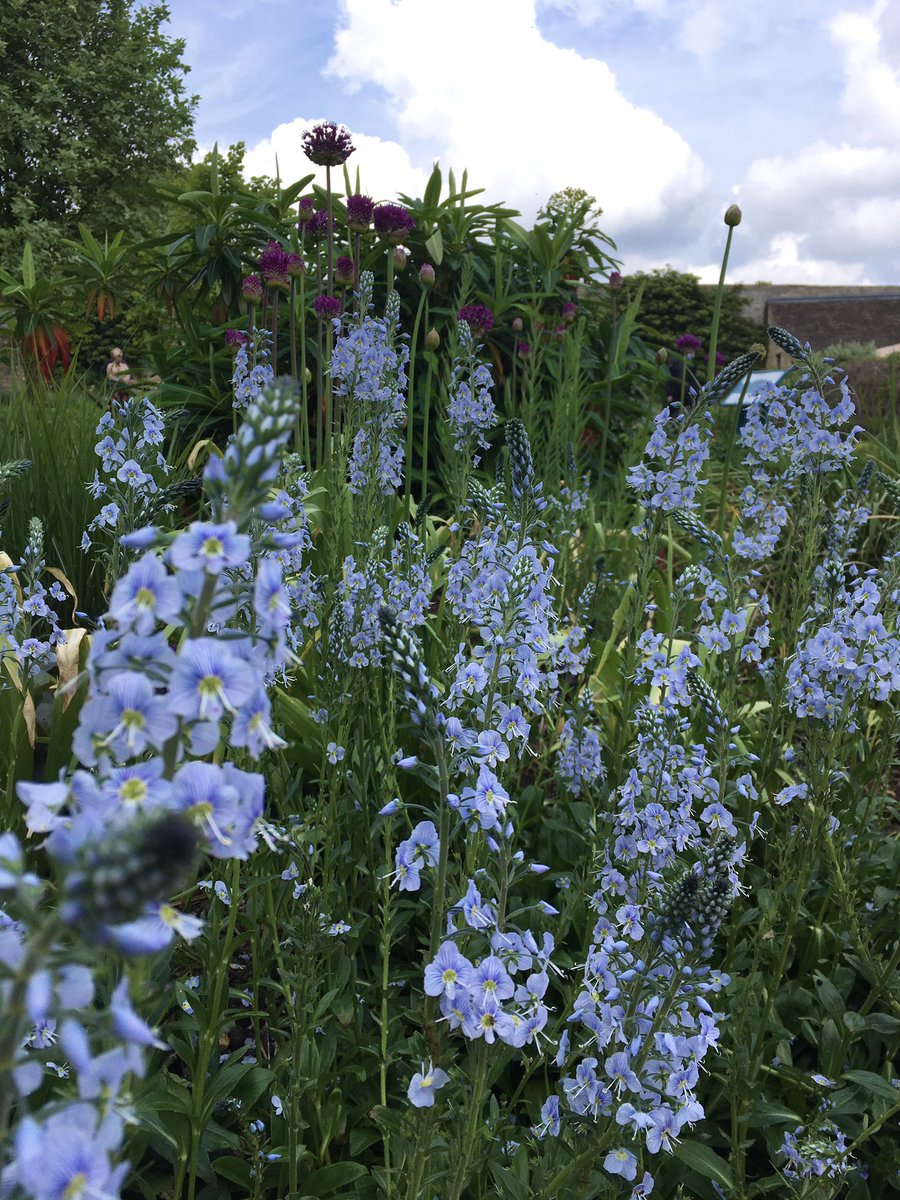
[163,0,900,285]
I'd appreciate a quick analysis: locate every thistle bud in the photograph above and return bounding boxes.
[724,204,742,227]
[425,328,440,351]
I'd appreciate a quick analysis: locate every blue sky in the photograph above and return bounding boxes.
[164,0,900,284]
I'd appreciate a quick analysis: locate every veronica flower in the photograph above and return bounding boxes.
[407,1062,449,1108]
[604,1148,639,1182]
[168,639,256,723]
[108,552,183,635]
[74,671,177,764]
[171,761,264,859]
[168,522,251,576]
[2,1103,130,1200]
[424,942,476,999]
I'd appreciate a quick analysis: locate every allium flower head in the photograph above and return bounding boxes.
[334,256,356,287]
[241,274,263,302]
[675,333,702,353]
[346,193,374,231]
[224,329,249,351]
[259,241,291,288]
[307,208,332,239]
[286,253,305,278]
[314,294,342,321]
[301,120,355,167]
[373,202,415,244]
[419,262,435,287]
[458,304,494,336]
[297,195,315,223]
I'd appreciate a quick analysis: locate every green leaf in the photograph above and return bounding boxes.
[813,973,846,1024]
[21,242,35,291]
[300,1162,368,1196]
[423,162,442,211]
[864,1012,900,1036]
[843,1070,900,1101]
[425,227,443,265]
[673,1140,735,1190]
[749,1100,802,1128]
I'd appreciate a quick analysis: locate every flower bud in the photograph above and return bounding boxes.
[286,254,305,279]
[608,270,624,292]
[419,262,435,287]
[562,300,578,322]
[724,204,743,227]
[297,196,315,223]
[241,274,263,303]
[334,256,356,288]
[656,347,668,365]
[512,316,524,332]
[393,245,410,272]
[424,327,440,351]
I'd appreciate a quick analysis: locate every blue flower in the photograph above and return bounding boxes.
[604,1147,638,1182]
[407,1062,449,1108]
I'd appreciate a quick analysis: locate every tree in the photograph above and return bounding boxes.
[624,268,765,361]
[0,1,196,252]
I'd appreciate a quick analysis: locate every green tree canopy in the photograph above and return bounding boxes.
[0,0,196,243]
[624,267,765,360]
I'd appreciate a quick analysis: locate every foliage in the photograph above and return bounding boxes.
[1,305,899,1200]
[0,0,196,270]
[625,267,766,364]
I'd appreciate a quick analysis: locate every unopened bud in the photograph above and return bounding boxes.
[608,270,624,292]
[393,245,409,272]
[425,327,440,351]
[512,316,524,332]
[724,204,742,227]
[419,262,435,287]
[656,347,668,365]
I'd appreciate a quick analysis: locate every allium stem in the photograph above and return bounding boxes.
[599,289,617,481]
[421,322,434,499]
[404,288,429,514]
[706,223,735,384]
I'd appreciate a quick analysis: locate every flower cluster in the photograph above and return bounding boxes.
[0,517,68,690]
[301,120,355,167]
[627,405,713,513]
[547,706,743,1184]
[458,304,494,336]
[787,570,900,728]
[232,328,275,410]
[447,321,496,462]
[81,397,173,568]
[331,276,409,497]
[373,203,415,243]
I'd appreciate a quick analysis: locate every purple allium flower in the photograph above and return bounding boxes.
[301,120,355,167]
[334,256,356,287]
[373,202,415,244]
[286,253,305,279]
[458,304,494,335]
[314,294,342,321]
[304,209,330,241]
[346,193,374,231]
[608,270,624,291]
[259,241,291,289]
[297,195,315,223]
[562,300,578,321]
[224,329,249,351]
[241,274,263,303]
[419,262,435,287]
[517,341,531,357]
[675,333,703,353]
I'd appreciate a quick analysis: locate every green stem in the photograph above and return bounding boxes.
[706,223,735,383]
[404,288,428,514]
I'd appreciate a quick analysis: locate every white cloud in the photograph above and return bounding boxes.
[243,118,429,201]
[721,1,900,283]
[325,0,709,235]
